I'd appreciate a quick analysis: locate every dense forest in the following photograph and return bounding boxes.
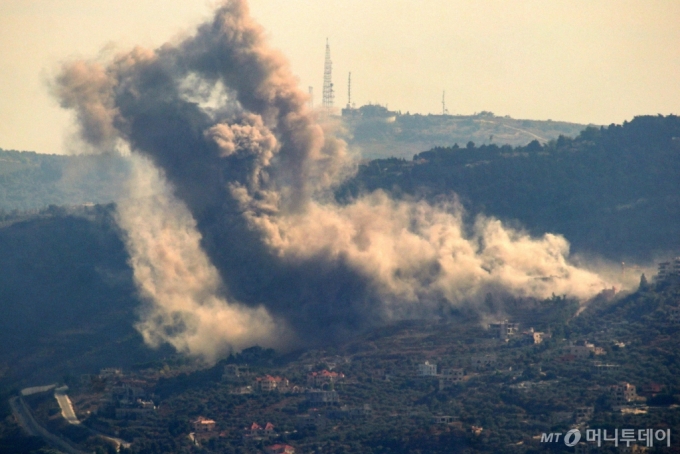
[338,115,680,262]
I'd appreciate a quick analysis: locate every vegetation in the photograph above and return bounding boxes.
[0,148,129,213]
[341,108,589,159]
[338,115,680,262]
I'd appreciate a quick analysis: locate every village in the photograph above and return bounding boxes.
[9,258,680,453]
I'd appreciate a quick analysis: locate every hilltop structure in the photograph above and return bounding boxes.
[322,40,334,110]
[657,257,680,284]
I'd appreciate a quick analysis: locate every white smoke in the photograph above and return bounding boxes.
[55,0,619,359]
[115,156,289,361]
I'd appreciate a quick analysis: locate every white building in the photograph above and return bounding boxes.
[417,361,438,376]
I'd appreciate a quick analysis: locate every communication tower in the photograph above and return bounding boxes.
[442,90,449,115]
[347,72,352,108]
[322,39,334,109]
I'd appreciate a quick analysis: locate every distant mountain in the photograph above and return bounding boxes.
[0,110,585,212]
[0,149,129,213]
[338,115,680,262]
[340,105,591,159]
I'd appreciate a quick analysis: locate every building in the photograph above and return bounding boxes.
[609,382,637,406]
[109,383,147,405]
[192,416,216,433]
[114,400,156,420]
[433,415,455,424]
[417,361,438,376]
[439,368,464,390]
[489,320,519,340]
[245,422,262,438]
[229,386,253,395]
[99,368,122,379]
[265,444,295,454]
[574,406,594,423]
[565,341,605,359]
[254,375,289,392]
[307,370,345,387]
[525,328,551,344]
[470,354,497,370]
[223,364,248,379]
[657,257,680,283]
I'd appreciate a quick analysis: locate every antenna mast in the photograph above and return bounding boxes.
[442,90,448,115]
[322,39,334,109]
[347,72,352,108]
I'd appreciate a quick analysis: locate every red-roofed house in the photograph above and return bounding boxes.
[266,444,295,454]
[307,370,345,387]
[192,416,216,433]
[254,375,289,392]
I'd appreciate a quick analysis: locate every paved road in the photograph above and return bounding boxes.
[55,388,80,425]
[9,396,88,454]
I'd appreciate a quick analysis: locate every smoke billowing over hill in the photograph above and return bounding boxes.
[55,0,616,361]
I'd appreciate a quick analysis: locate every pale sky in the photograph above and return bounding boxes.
[1,0,679,154]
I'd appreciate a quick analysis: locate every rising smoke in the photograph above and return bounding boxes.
[55,0,615,360]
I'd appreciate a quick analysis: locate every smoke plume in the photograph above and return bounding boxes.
[56,0,614,358]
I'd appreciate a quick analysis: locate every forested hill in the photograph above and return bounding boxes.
[338,115,680,262]
[0,149,129,213]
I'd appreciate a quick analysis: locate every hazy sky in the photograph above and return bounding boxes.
[1,0,679,154]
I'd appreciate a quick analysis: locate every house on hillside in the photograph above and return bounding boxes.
[222,364,249,379]
[417,361,437,376]
[253,375,289,392]
[439,368,464,390]
[657,257,680,283]
[489,320,519,340]
[265,444,295,454]
[470,354,497,370]
[574,406,594,423]
[609,382,638,406]
[192,416,216,434]
[307,370,345,387]
[524,328,551,344]
[564,341,605,359]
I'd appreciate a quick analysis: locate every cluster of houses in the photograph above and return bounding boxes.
[189,417,295,453]
[80,368,156,420]
[416,361,466,391]
[489,320,552,345]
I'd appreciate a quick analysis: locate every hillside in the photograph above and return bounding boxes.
[4,281,680,454]
[338,115,680,263]
[341,106,590,159]
[0,205,168,391]
[0,149,129,213]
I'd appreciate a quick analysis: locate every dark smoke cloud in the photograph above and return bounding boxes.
[55,0,617,360]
